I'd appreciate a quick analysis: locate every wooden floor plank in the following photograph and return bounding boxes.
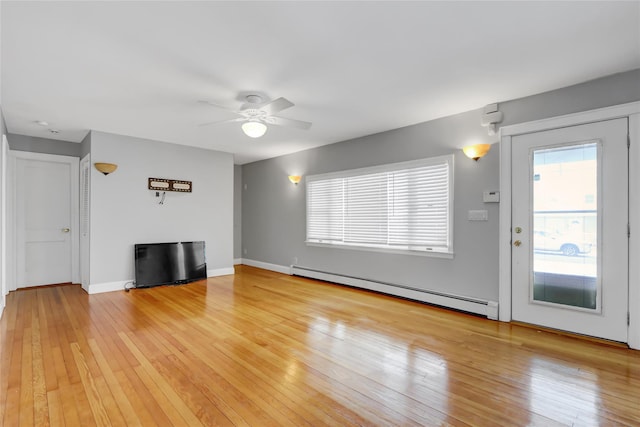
[86,338,142,426]
[1,265,639,426]
[70,342,113,426]
[46,389,64,427]
[118,332,206,427]
[0,288,20,424]
[30,304,49,427]
[18,326,34,427]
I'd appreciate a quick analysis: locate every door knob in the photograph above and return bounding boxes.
[513,240,522,247]
[62,228,70,233]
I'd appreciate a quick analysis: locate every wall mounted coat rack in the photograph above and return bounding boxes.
[148,178,192,193]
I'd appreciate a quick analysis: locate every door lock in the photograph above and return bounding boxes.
[513,240,522,247]
[514,227,522,234]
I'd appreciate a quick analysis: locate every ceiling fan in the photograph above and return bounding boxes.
[198,94,312,138]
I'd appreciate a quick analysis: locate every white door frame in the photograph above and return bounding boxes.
[9,151,80,289]
[499,101,640,350]
[0,136,8,314]
[79,154,91,292]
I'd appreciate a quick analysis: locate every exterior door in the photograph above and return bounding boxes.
[15,153,78,287]
[512,118,628,342]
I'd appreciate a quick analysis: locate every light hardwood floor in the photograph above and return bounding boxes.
[1,265,638,426]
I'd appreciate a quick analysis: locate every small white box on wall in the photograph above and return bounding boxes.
[483,191,500,203]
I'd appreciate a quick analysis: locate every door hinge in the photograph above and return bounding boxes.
[628,312,631,326]
[628,223,631,238]
[628,134,631,148]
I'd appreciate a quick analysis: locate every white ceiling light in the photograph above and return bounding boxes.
[199,95,311,140]
[241,120,267,138]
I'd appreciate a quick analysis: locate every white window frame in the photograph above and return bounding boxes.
[306,155,454,258]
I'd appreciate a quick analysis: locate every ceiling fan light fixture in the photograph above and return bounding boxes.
[242,120,267,138]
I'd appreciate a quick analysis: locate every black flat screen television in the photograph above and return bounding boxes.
[134,241,207,288]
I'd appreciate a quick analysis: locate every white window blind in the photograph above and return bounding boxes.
[306,155,453,254]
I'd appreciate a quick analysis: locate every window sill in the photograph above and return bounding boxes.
[305,241,454,259]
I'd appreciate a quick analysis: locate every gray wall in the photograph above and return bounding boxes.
[6,133,83,157]
[241,69,640,302]
[80,132,91,159]
[500,69,640,128]
[234,165,242,260]
[243,109,500,300]
[89,131,234,287]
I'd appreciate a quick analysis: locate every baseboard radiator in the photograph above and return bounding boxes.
[291,266,498,320]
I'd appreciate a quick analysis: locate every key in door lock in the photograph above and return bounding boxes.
[513,240,522,247]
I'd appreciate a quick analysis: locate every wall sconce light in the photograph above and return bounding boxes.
[288,175,302,185]
[463,144,491,161]
[94,162,118,175]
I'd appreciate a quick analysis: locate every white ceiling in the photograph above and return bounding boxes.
[2,1,639,164]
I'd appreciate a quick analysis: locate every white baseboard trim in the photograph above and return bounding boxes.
[291,266,499,320]
[88,267,235,295]
[235,260,498,319]
[241,259,292,275]
[88,280,129,294]
[233,258,243,265]
[207,267,235,277]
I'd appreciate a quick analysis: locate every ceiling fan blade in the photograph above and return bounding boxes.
[198,117,246,127]
[197,100,239,114]
[268,116,312,130]
[259,97,294,115]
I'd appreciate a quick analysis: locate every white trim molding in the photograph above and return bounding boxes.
[88,267,236,294]
[292,266,498,319]
[241,258,292,275]
[0,136,7,317]
[501,102,640,138]
[207,267,235,277]
[499,101,640,350]
[88,280,129,294]
[242,258,498,320]
[629,112,640,350]
[238,259,499,319]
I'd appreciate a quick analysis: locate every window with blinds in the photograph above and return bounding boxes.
[306,155,453,254]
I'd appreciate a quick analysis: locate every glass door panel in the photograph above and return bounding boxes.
[531,143,599,310]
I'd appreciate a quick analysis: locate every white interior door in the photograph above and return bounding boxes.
[512,118,628,342]
[15,153,79,288]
